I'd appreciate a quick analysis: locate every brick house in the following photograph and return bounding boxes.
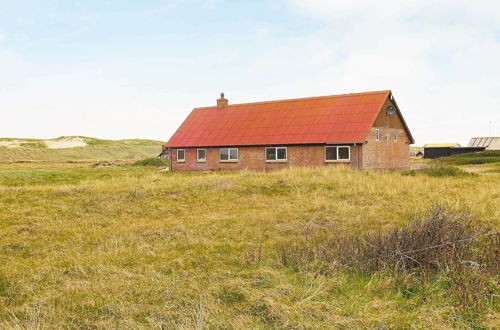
[165,90,414,171]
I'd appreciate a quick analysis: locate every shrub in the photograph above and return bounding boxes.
[132,158,168,167]
[279,207,492,274]
[277,207,498,312]
[401,166,475,177]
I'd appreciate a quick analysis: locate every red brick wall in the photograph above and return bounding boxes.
[170,145,361,171]
[361,98,410,170]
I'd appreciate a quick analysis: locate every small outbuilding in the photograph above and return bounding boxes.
[165,90,414,171]
[423,143,485,159]
[468,137,500,150]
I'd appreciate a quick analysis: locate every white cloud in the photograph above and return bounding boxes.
[280,0,500,145]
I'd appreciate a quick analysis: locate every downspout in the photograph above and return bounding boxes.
[169,147,172,172]
[355,143,360,171]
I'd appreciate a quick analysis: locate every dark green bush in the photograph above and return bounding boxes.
[132,157,168,167]
[401,166,475,177]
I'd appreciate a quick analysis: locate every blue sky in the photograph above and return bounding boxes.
[1,0,499,145]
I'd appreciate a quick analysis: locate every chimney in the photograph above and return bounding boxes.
[217,92,228,109]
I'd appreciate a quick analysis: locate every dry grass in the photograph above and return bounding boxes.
[0,164,498,328]
[0,137,162,163]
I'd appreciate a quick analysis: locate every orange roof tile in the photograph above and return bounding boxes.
[166,91,392,147]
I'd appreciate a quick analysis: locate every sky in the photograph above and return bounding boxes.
[1,0,499,146]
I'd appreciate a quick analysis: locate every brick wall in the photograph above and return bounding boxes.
[170,145,361,171]
[361,98,410,170]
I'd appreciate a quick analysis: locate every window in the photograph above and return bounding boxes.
[375,128,380,141]
[197,149,206,162]
[265,147,287,161]
[325,146,350,161]
[219,148,238,161]
[176,149,185,162]
[394,129,398,141]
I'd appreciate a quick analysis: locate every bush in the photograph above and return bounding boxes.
[277,207,498,312]
[132,158,168,167]
[279,207,493,274]
[401,166,475,177]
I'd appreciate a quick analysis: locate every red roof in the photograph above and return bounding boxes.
[166,90,393,147]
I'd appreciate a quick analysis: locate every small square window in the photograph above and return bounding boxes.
[325,146,337,161]
[197,149,206,162]
[277,147,287,160]
[177,149,185,162]
[338,146,350,160]
[229,148,238,160]
[220,148,229,161]
[266,148,276,161]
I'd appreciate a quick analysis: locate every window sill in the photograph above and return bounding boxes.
[176,161,185,163]
[265,160,288,163]
[325,160,350,163]
[219,160,238,163]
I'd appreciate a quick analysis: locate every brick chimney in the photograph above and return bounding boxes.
[217,92,228,109]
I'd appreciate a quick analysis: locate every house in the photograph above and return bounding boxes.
[165,90,414,171]
[423,143,461,148]
[423,143,485,159]
[410,147,424,157]
[157,145,169,159]
[467,137,500,150]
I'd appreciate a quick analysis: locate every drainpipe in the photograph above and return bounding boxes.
[169,147,172,172]
[354,143,360,171]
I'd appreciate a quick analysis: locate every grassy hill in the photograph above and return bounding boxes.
[0,137,163,163]
[430,150,500,173]
[0,162,498,328]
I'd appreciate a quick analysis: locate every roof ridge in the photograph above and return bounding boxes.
[193,90,391,110]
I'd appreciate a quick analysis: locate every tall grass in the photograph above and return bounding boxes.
[0,165,498,328]
[278,206,499,320]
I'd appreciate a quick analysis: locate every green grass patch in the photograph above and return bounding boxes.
[434,150,500,165]
[401,166,476,177]
[132,158,168,167]
[0,164,497,328]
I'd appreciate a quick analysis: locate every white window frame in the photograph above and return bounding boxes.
[176,149,185,162]
[197,149,207,162]
[394,129,398,142]
[265,147,287,162]
[324,146,350,162]
[219,148,238,162]
[375,128,380,141]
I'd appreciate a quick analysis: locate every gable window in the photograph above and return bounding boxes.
[219,148,238,161]
[265,147,287,162]
[375,128,380,141]
[197,149,206,162]
[394,129,398,141]
[176,149,185,162]
[325,146,350,161]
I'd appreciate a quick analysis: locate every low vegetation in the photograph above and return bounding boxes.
[0,136,162,163]
[0,162,498,328]
[279,207,498,320]
[402,165,476,177]
[132,157,169,167]
[434,150,500,166]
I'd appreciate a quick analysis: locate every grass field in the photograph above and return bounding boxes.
[0,137,162,163]
[0,154,499,328]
